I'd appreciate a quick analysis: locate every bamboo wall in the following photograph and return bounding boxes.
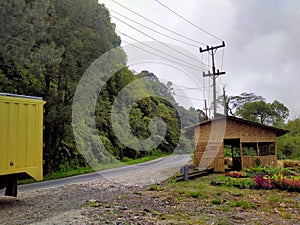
[194,120,226,172]
[242,155,277,169]
[224,119,277,142]
[194,117,278,172]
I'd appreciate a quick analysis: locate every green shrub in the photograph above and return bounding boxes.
[148,184,164,191]
[211,198,222,205]
[228,200,255,209]
[244,166,292,177]
[185,189,202,198]
[283,160,300,169]
[227,177,255,188]
[255,158,261,167]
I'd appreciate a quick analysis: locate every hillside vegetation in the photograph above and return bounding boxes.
[0,0,199,174]
[0,0,298,176]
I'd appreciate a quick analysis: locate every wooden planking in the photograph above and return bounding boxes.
[194,117,279,171]
[224,119,276,142]
[196,157,224,172]
[210,157,225,172]
[242,156,277,169]
[195,142,223,168]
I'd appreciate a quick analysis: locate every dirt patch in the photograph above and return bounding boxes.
[0,175,299,225]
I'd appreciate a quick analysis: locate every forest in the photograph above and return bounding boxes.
[0,0,200,173]
[0,0,298,175]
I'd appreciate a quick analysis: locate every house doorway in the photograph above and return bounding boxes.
[224,139,241,171]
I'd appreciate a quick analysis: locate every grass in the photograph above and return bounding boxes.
[18,166,95,185]
[267,195,281,203]
[216,205,233,211]
[18,153,170,185]
[279,213,292,219]
[121,153,170,165]
[147,184,164,191]
[185,189,203,198]
[231,192,243,197]
[162,173,300,223]
[211,198,222,205]
[228,199,256,209]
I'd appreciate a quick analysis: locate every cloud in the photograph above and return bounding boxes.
[223,0,300,117]
[101,0,300,117]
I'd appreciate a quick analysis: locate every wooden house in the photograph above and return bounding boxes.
[186,116,289,172]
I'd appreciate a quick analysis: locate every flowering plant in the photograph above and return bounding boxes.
[253,175,275,189]
[225,171,244,178]
[280,177,300,190]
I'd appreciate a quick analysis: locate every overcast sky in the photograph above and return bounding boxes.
[99,0,300,119]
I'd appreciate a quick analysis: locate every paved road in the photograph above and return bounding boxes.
[19,154,191,192]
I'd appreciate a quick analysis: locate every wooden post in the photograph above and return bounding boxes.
[180,166,189,181]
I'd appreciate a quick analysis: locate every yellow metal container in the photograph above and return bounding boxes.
[0,93,45,181]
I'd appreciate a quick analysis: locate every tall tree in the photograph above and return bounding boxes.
[217,92,265,116]
[237,100,272,123]
[237,100,289,126]
[0,1,199,172]
[0,0,122,172]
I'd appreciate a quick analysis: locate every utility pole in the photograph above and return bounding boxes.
[200,41,226,118]
[223,86,228,116]
[204,99,208,119]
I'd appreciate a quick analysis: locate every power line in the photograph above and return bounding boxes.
[0,32,26,42]
[221,48,225,71]
[173,87,202,91]
[0,63,14,68]
[110,0,207,46]
[0,32,80,71]
[173,94,205,102]
[0,32,39,48]
[108,8,199,48]
[120,37,203,72]
[0,30,206,78]
[153,0,224,42]
[121,38,210,104]
[172,84,205,91]
[114,18,208,68]
[120,34,203,71]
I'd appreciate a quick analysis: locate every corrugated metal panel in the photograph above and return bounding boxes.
[0,93,42,100]
[0,94,45,181]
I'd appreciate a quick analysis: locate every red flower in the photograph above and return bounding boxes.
[225,171,243,178]
[281,177,300,189]
[253,175,274,189]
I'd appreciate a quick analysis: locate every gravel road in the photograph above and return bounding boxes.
[1,154,298,225]
[19,154,191,192]
[0,155,192,224]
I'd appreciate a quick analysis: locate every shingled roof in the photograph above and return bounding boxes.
[185,115,289,137]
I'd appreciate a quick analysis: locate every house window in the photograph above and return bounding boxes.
[259,143,269,156]
[269,143,275,155]
[242,143,258,156]
[258,142,275,156]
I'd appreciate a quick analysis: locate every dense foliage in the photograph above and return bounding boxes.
[221,92,265,116]
[0,0,199,173]
[278,119,300,160]
[95,70,199,160]
[0,0,124,173]
[236,100,289,126]
[219,92,289,127]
